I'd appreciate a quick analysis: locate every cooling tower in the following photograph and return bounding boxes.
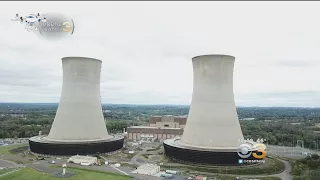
[29,57,124,156]
[46,57,111,141]
[181,54,243,148]
[163,54,244,165]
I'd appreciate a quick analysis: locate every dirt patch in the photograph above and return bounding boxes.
[9,146,29,154]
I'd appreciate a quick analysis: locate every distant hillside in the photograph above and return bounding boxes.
[0,103,320,120]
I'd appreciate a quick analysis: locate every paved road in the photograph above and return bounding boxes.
[0,159,20,169]
[27,162,60,174]
[276,160,292,180]
[0,159,25,170]
[130,145,163,166]
[203,159,292,180]
[130,149,147,166]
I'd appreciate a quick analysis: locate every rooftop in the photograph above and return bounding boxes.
[137,163,160,170]
[68,155,97,161]
[128,126,182,130]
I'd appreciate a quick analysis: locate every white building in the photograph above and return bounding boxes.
[67,155,97,165]
[132,164,160,176]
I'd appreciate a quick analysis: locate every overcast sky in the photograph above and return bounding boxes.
[1,1,320,107]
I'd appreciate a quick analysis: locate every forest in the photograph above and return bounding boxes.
[1,103,320,149]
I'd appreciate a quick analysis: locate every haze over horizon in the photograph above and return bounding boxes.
[1,2,320,107]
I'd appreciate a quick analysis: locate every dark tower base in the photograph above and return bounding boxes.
[163,138,257,166]
[29,136,124,156]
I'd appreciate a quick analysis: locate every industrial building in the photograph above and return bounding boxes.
[127,115,186,141]
[131,164,160,175]
[163,55,245,165]
[67,155,97,166]
[29,57,124,155]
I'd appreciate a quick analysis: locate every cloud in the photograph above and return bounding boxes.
[0,2,320,106]
[273,60,320,67]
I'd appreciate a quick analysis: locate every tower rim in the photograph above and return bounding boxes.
[61,56,102,62]
[192,54,235,60]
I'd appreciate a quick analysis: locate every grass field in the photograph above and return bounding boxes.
[0,167,131,180]
[0,144,28,155]
[0,143,33,164]
[211,175,281,180]
[163,157,285,176]
[0,169,14,176]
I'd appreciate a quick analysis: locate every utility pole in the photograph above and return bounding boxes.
[291,137,294,156]
[312,140,318,152]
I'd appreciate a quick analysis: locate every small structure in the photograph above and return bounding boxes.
[53,163,74,178]
[132,164,160,176]
[161,173,173,178]
[194,176,207,180]
[67,155,97,166]
[165,170,177,174]
[62,164,66,175]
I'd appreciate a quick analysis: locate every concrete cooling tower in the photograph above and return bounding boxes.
[29,57,124,156]
[163,54,244,165]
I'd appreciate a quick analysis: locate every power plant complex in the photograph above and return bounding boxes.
[28,54,246,165]
[163,55,244,165]
[29,57,124,155]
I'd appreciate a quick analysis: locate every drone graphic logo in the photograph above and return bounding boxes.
[11,13,47,32]
[11,13,75,40]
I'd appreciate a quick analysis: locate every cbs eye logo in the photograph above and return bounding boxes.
[252,143,267,159]
[238,143,267,159]
[62,21,72,32]
[238,143,252,158]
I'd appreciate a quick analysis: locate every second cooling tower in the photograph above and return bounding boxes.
[29,57,124,155]
[163,55,244,165]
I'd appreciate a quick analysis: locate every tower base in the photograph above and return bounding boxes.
[29,135,124,156]
[163,138,256,166]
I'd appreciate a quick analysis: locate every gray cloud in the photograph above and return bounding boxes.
[273,60,320,67]
[1,2,320,106]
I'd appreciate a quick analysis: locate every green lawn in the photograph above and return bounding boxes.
[0,167,131,180]
[0,144,28,155]
[163,157,285,175]
[0,169,14,176]
[212,175,281,180]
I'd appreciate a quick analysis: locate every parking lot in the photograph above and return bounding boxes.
[268,145,320,159]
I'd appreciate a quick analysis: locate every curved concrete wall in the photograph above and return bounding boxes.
[181,55,244,149]
[47,57,111,141]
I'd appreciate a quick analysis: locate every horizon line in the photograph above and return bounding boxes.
[0,102,319,108]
